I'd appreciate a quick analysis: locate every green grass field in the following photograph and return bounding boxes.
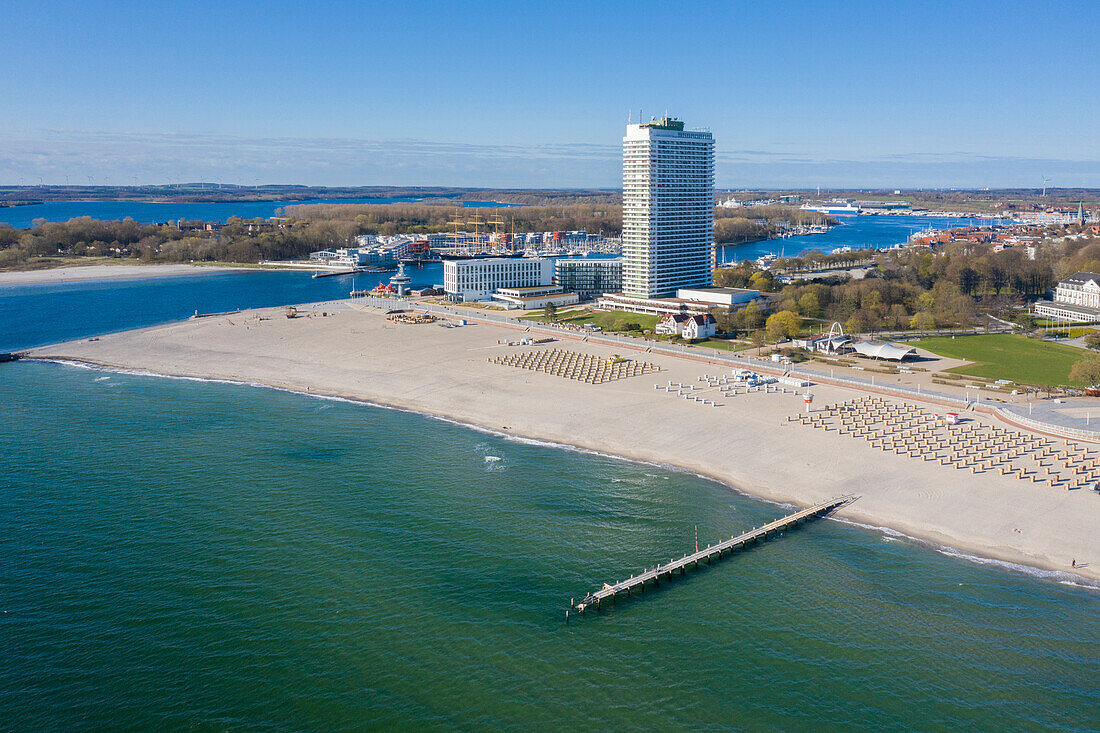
[551,309,661,332]
[693,338,755,352]
[910,334,1094,386]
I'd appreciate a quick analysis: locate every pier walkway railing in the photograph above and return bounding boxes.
[572,495,857,614]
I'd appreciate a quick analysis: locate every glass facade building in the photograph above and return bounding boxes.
[553,258,622,298]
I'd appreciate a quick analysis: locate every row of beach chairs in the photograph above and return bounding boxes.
[789,395,1099,490]
[489,348,659,385]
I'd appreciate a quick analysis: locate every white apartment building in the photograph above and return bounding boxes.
[622,117,715,298]
[442,257,554,301]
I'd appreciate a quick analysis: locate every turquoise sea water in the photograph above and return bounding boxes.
[2,361,1098,730]
[0,266,442,352]
[2,264,1098,729]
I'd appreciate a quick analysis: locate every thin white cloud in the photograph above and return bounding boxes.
[1,129,1097,189]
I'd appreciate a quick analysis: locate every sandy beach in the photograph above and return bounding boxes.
[29,301,1100,583]
[0,263,245,286]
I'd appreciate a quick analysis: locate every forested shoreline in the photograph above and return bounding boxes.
[711,233,1100,339]
[4,201,1098,348]
[0,185,620,207]
[0,201,825,268]
[714,204,833,244]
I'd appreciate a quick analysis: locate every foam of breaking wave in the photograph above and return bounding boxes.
[27,357,1097,591]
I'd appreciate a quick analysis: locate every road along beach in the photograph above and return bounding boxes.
[29,300,1100,583]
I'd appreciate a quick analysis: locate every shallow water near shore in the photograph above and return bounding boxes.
[2,361,1097,730]
[0,266,443,352]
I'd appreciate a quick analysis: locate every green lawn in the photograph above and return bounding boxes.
[552,309,661,332]
[693,338,756,352]
[910,334,1094,386]
[518,308,586,323]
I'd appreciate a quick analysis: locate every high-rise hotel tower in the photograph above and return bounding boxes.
[622,116,715,298]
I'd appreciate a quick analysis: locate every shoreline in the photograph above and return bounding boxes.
[0,263,267,286]
[26,304,1100,586]
[29,354,1098,589]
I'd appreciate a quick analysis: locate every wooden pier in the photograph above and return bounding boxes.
[571,495,857,613]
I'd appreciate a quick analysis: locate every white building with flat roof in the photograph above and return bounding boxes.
[491,285,579,310]
[676,286,761,308]
[622,116,715,298]
[596,286,765,317]
[442,257,554,301]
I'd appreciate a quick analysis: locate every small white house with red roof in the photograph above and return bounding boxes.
[682,313,717,341]
[656,313,691,336]
[657,312,715,340]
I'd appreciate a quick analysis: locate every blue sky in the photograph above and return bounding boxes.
[2,0,1097,188]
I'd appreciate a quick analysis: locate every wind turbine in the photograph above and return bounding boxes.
[1042,176,1050,197]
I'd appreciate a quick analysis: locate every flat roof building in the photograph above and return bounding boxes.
[442,257,553,302]
[676,286,761,308]
[554,258,623,298]
[491,285,579,310]
[622,117,715,298]
[595,285,763,317]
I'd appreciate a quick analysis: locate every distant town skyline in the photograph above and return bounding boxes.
[2,0,1097,188]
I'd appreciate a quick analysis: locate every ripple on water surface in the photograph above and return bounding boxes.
[1,361,1097,730]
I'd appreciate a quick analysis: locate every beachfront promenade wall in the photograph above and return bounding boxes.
[355,296,1100,443]
[988,409,1100,443]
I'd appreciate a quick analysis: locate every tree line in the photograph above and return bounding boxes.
[0,185,621,206]
[287,202,624,237]
[711,233,1100,340]
[0,201,830,269]
[713,205,833,245]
